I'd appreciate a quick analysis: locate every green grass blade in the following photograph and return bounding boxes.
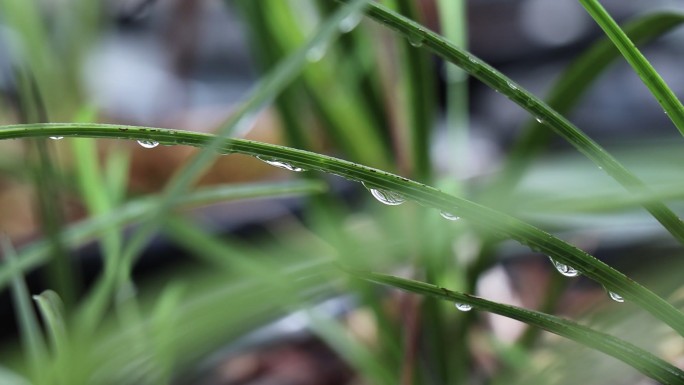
[33,290,68,356]
[307,310,396,385]
[437,0,468,184]
[517,181,684,214]
[2,123,684,338]
[148,284,184,385]
[162,216,395,384]
[72,139,122,265]
[30,139,77,307]
[494,12,684,194]
[250,0,389,167]
[0,179,327,292]
[1,236,48,382]
[394,0,436,181]
[111,0,371,294]
[579,0,684,134]
[348,269,684,385]
[349,1,684,245]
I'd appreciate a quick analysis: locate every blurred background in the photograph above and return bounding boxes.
[1,0,684,384]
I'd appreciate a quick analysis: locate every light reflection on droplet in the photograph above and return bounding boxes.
[362,182,405,206]
[548,257,580,277]
[257,156,306,172]
[608,291,624,303]
[137,140,159,149]
[440,211,460,221]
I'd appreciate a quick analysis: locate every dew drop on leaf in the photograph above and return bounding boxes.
[137,140,159,149]
[408,33,424,47]
[608,291,624,303]
[440,211,460,221]
[548,257,580,277]
[49,136,64,140]
[455,303,472,312]
[257,156,306,172]
[362,182,405,206]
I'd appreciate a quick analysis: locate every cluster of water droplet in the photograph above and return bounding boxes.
[545,257,624,303]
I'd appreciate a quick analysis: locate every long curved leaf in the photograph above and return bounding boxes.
[1,123,683,338]
[579,0,684,134]
[494,12,684,194]
[347,269,684,385]
[350,1,684,245]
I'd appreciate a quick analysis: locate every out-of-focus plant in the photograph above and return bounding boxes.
[1,0,684,384]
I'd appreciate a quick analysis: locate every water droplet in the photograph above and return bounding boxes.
[535,117,544,124]
[339,13,362,33]
[440,211,460,221]
[506,81,518,91]
[608,291,624,303]
[257,156,305,172]
[306,43,327,63]
[137,140,159,149]
[455,303,472,312]
[49,136,64,140]
[362,182,405,205]
[408,33,424,47]
[548,257,580,277]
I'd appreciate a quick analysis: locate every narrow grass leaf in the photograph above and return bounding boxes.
[348,270,684,385]
[1,236,48,381]
[112,0,371,296]
[349,1,684,245]
[2,124,684,338]
[163,216,393,385]
[494,12,684,194]
[579,0,684,134]
[394,0,436,181]
[33,290,68,355]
